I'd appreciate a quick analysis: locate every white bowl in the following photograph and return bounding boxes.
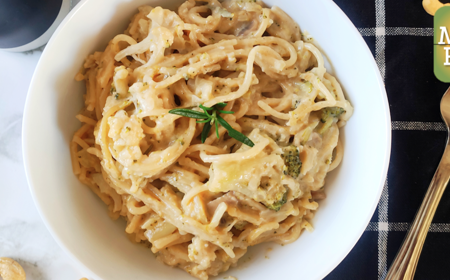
[23,0,391,279]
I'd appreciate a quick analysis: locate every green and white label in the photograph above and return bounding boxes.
[434,7,450,82]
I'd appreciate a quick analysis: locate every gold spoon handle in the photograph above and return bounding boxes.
[385,140,450,280]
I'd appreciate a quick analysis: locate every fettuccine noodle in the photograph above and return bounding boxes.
[71,1,353,279]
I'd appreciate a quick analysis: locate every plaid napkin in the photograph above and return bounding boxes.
[324,0,450,279]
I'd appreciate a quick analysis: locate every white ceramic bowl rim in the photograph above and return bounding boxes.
[23,0,391,279]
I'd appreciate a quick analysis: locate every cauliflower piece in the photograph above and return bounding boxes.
[208,129,294,208]
[188,237,217,271]
[107,110,145,166]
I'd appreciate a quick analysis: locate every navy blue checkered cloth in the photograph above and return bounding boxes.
[325,1,450,279]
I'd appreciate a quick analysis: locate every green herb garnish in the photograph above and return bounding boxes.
[169,103,255,147]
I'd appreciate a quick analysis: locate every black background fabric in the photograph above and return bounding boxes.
[324,1,450,279]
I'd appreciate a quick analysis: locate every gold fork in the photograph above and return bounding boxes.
[385,86,450,279]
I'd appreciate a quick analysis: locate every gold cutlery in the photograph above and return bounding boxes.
[386,86,450,279]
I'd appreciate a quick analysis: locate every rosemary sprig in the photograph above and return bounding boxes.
[168,103,255,147]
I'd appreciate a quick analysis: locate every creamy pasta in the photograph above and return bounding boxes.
[71,1,353,279]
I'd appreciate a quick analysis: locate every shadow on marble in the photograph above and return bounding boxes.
[23,45,46,55]
[0,115,22,163]
[16,258,45,280]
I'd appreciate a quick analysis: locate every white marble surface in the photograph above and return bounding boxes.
[0,51,86,280]
[0,2,87,280]
[0,51,82,280]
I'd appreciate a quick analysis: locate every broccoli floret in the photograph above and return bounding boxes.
[318,107,346,134]
[265,191,288,211]
[320,107,345,123]
[234,220,248,230]
[281,146,302,179]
